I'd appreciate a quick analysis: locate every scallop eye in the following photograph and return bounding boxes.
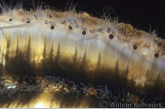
[68,25,72,30]
[50,25,54,30]
[158,42,162,46]
[109,34,113,39]
[82,31,86,35]
[154,53,159,58]
[133,45,137,49]
[9,18,12,21]
[26,21,30,23]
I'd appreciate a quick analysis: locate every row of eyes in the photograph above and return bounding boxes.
[68,25,161,58]
[8,18,161,58]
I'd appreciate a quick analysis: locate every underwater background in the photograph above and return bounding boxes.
[0,0,165,107]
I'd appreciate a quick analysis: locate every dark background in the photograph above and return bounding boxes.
[2,0,165,38]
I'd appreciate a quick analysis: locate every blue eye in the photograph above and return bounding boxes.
[9,18,12,21]
[50,25,54,30]
[158,42,162,46]
[109,34,113,39]
[82,31,86,35]
[154,53,159,58]
[68,25,72,30]
[26,21,30,23]
[133,45,137,49]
